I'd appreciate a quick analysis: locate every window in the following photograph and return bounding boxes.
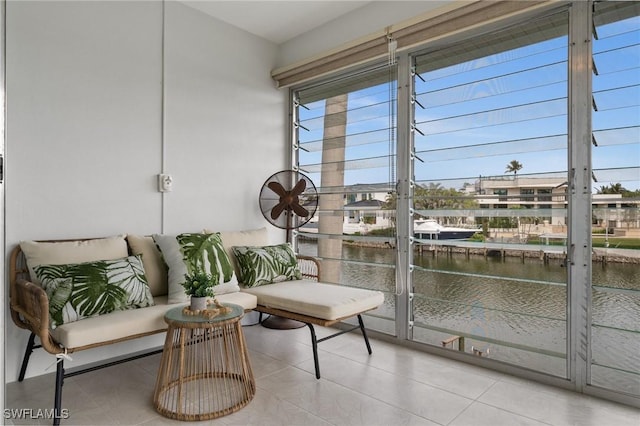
[538,188,553,202]
[590,0,640,396]
[411,9,569,377]
[294,63,398,335]
[494,189,508,203]
[520,188,535,203]
[290,0,639,404]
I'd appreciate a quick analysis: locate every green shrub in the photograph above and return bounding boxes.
[469,232,485,242]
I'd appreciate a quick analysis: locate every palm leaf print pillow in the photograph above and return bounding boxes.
[232,243,302,287]
[34,254,154,329]
[153,233,239,304]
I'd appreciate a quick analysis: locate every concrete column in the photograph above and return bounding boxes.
[318,94,347,283]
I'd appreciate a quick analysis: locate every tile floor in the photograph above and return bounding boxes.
[5,323,640,425]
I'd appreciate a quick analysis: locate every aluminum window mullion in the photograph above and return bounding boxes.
[395,53,412,341]
[567,0,593,392]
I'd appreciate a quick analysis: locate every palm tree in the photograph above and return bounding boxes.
[597,183,625,194]
[505,160,523,177]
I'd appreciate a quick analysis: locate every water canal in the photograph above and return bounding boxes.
[299,241,640,395]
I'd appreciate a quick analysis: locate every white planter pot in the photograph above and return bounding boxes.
[190,296,207,311]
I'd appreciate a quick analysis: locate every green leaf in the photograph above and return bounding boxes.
[35,264,74,328]
[233,244,301,287]
[34,255,154,328]
[68,261,127,316]
[105,255,152,307]
[177,233,235,284]
[46,277,74,328]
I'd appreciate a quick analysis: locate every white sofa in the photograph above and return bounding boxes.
[9,227,384,425]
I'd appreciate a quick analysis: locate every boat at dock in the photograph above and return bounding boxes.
[414,219,481,240]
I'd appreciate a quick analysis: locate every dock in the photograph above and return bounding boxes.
[415,238,566,263]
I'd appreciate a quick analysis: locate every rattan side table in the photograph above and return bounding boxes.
[153,303,255,421]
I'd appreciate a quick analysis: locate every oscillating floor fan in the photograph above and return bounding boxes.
[259,170,318,232]
[258,170,318,329]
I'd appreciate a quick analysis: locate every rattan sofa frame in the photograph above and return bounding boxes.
[9,242,174,425]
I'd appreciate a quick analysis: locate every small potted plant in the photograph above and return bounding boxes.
[182,272,216,311]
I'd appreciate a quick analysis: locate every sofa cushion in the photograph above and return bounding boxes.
[241,280,384,321]
[20,235,128,286]
[51,295,171,349]
[216,291,258,311]
[153,233,239,304]
[126,234,168,297]
[232,243,301,287]
[34,254,155,329]
[206,227,269,278]
[50,293,257,349]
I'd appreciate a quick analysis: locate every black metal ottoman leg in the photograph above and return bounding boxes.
[306,323,321,379]
[357,314,373,354]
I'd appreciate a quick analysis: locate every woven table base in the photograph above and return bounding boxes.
[155,373,254,420]
[153,305,255,420]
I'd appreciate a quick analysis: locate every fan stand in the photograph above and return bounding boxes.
[261,315,305,329]
[261,211,306,330]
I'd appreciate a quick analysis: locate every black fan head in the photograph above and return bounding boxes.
[259,170,318,230]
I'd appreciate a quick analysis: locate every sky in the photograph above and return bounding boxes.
[296,11,639,194]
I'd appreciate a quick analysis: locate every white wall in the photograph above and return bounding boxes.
[163,1,286,233]
[5,0,284,383]
[7,0,164,239]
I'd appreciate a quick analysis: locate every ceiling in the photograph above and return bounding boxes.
[181,1,372,44]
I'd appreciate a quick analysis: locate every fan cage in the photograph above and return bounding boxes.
[259,170,318,230]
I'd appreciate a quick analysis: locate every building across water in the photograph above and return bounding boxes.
[303,180,640,237]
